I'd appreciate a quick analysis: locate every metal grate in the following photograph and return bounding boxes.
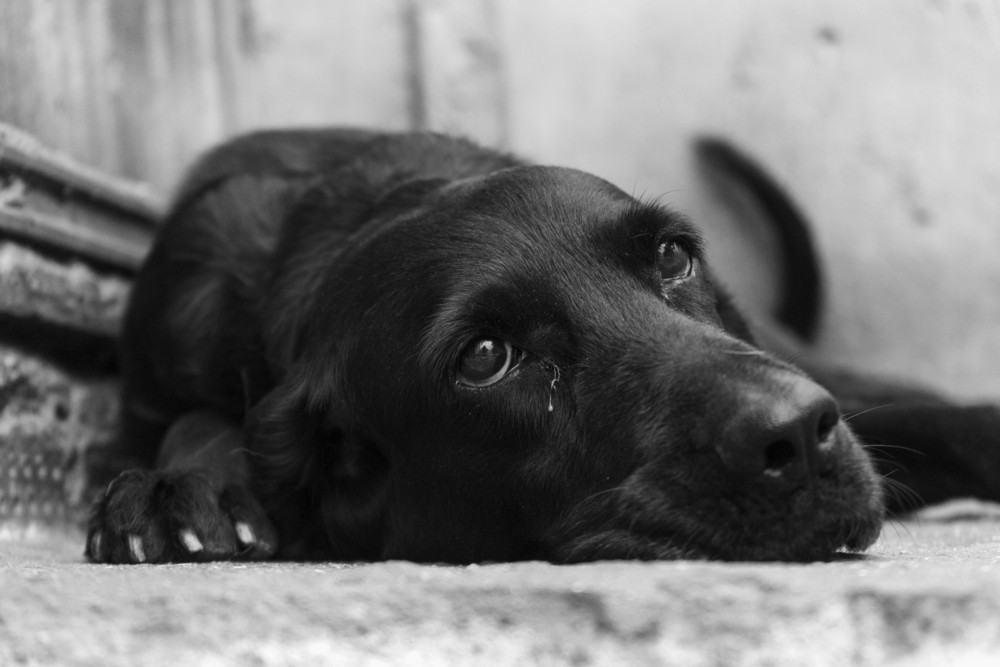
[0,447,76,523]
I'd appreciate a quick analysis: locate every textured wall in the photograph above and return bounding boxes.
[0,0,247,193]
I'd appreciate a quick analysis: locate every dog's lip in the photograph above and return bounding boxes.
[617,515,879,562]
[556,471,885,562]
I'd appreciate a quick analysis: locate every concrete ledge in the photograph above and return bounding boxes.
[2,518,998,666]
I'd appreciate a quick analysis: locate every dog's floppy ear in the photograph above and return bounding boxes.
[247,364,389,560]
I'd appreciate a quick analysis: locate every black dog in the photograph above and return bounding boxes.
[85,129,1000,564]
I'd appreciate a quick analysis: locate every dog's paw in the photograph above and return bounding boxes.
[85,469,278,564]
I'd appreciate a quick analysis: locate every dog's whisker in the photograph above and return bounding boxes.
[233,447,265,462]
[779,349,810,367]
[578,484,630,508]
[865,455,897,471]
[881,516,917,545]
[843,403,898,422]
[639,191,677,207]
[879,473,925,511]
[866,442,924,457]
[721,348,769,357]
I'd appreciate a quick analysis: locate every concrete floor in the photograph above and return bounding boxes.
[2,504,1000,667]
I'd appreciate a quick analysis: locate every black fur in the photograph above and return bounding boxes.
[85,129,998,564]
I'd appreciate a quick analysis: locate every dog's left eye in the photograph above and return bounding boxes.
[657,240,693,281]
[457,337,522,387]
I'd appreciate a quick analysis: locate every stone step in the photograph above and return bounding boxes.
[2,516,998,666]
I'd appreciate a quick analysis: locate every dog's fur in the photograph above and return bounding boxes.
[85,129,1000,564]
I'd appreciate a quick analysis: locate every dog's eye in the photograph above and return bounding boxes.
[457,337,520,387]
[657,240,693,281]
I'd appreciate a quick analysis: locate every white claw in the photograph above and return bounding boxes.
[89,531,103,559]
[128,534,146,563]
[235,522,255,545]
[180,529,203,552]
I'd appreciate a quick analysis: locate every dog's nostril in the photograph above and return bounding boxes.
[763,439,797,473]
[815,409,842,476]
[816,410,840,442]
[816,409,838,442]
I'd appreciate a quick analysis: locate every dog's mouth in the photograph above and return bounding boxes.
[547,435,885,563]
[555,498,883,563]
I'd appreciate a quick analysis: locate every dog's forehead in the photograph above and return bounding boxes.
[428,166,701,282]
[433,165,691,264]
[338,164,704,344]
[407,166,706,358]
[442,165,633,235]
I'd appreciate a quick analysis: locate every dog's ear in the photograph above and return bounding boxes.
[247,365,389,560]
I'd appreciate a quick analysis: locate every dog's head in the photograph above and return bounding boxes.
[250,165,884,562]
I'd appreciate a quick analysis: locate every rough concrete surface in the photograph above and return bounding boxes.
[2,509,999,667]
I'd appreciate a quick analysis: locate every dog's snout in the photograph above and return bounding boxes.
[717,377,841,490]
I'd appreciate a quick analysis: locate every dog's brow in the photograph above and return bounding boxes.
[608,201,705,256]
[418,288,474,376]
[418,272,566,377]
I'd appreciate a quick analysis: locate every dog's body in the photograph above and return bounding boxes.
[86,130,1000,564]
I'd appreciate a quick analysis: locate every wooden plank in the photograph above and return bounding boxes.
[0,123,162,220]
[0,208,150,273]
[0,123,158,271]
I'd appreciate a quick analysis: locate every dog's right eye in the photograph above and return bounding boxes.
[656,240,694,282]
[457,337,520,387]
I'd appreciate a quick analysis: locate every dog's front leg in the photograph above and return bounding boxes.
[86,411,277,564]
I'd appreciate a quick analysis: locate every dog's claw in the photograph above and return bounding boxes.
[128,534,146,563]
[235,521,256,545]
[89,531,103,559]
[179,528,203,553]
[88,467,278,563]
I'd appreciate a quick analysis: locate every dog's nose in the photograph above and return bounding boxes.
[716,376,841,490]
